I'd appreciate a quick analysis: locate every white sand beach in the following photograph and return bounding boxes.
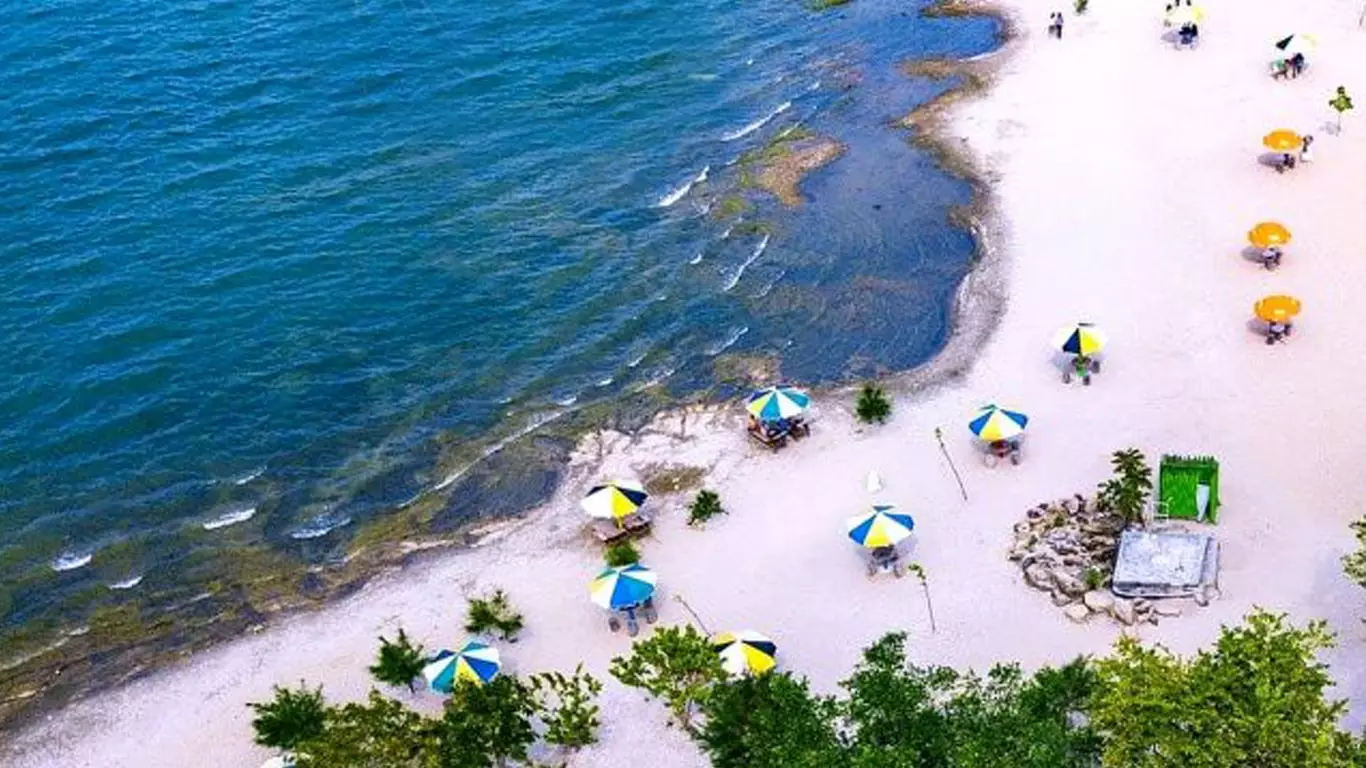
[8,0,1366,765]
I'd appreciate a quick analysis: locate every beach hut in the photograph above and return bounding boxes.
[711,630,778,677]
[422,640,501,693]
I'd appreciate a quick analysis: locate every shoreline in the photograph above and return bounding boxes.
[13,0,1366,762]
[0,0,1015,737]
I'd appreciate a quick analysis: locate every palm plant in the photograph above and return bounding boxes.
[369,628,427,693]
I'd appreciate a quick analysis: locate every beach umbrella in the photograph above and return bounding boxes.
[1166,5,1205,25]
[1248,222,1291,249]
[423,640,502,692]
[581,480,648,521]
[1274,34,1318,56]
[1254,295,1302,324]
[1051,323,1107,356]
[968,404,1029,442]
[746,385,812,422]
[711,630,778,677]
[846,504,916,549]
[1262,130,1303,152]
[589,563,657,610]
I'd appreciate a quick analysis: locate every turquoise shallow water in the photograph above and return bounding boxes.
[0,0,998,634]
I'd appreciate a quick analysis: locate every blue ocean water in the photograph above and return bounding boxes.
[0,0,998,633]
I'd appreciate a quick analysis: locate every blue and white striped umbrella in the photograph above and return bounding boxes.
[746,386,811,422]
[423,640,501,692]
[589,563,657,610]
[846,505,916,548]
[968,404,1029,442]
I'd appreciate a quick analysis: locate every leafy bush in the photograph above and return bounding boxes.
[1343,517,1366,587]
[1084,566,1106,591]
[369,627,427,692]
[604,540,640,567]
[1092,610,1351,767]
[1074,0,1088,12]
[856,384,892,424]
[610,625,727,732]
[687,490,725,527]
[430,675,538,768]
[1097,448,1152,525]
[530,665,604,750]
[295,691,431,768]
[248,683,328,751]
[699,672,844,768]
[1330,86,1354,131]
[465,589,524,642]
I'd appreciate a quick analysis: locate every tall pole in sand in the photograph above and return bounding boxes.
[934,427,968,501]
[673,594,712,636]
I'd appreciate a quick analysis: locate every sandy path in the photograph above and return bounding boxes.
[7,0,1366,765]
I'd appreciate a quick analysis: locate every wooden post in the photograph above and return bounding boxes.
[934,427,969,501]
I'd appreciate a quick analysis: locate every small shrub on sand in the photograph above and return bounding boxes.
[605,541,641,568]
[465,589,524,641]
[530,665,604,750]
[368,627,426,692]
[688,490,726,527]
[1084,566,1106,591]
[610,625,726,732]
[856,384,892,424]
[248,683,327,750]
[1097,449,1152,526]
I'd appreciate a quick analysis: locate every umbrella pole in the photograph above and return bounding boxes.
[906,563,937,634]
[934,427,969,502]
[672,594,712,636]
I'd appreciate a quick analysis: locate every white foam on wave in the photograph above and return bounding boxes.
[688,73,720,81]
[808,79,821,92]
[721,101,792,142]
[291,514,353,540]
[554,394,579,407]
[596,377,614,387]
[751,269,786,299]
[707,327,750,356]
[203,506,257,531]
[627,351,648,368]
[109,576,143,590]
[654,165,711,208]
[434,409,572,491]
[724,234,770,292]
[233,466,266,485]
[689,253,703,265]
[51,552,92,572]
[720,224,735,240]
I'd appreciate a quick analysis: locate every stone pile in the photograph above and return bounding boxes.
[1010,494,1182,626]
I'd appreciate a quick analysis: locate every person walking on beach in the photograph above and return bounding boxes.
[1300,134,1315,164]
[1048,11,1065,38]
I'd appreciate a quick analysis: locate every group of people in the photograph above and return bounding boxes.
[1163,0,1200,47]
[1275,134,1314,173]
[1047,11,1065,39]
[1271,52,1307,79]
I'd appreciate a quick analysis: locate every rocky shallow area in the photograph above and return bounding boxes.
[1010,494,1207,626]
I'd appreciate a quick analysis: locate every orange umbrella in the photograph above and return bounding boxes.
[1248,222,1291,249]
[1263,130,1302,152]
[1254,295,1301,323]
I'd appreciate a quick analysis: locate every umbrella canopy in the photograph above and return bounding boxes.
[589,563,657,610]
[1051,323,1108,356]
[1167,5,1205,24]
[712,630,778,677]
[581,480,648,521]
[847,504,916,548]
[1263,130,1303,152]
[746,385,812,422]
[423,641,502,692]
[1248,222,1291,249]
[1275,34,1317,56]
[968,404,1029,442]
[1254,295,1302,324]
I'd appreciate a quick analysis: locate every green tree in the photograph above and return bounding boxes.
[855,384,892,425]
[1331,86,1355,132]
[1344,516,1366,587]
[841,632,956,763]
[428,675,539,768]
[604,540,640,567]
[687,489,726,527]
[369,628,427,693]
[698,672,847,768]
[295,691,433,768]
[248,683,328,751]
[465,589,524,642]
[1092,610,1350,767]
[943,661,1099,767]
[610,624,727,732]
[1097,448,1152,525]
[530,665,604,750]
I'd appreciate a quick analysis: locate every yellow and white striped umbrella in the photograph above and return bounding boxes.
[580,480,648,521]
[711,630,778,677]
[846,505,915,549]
